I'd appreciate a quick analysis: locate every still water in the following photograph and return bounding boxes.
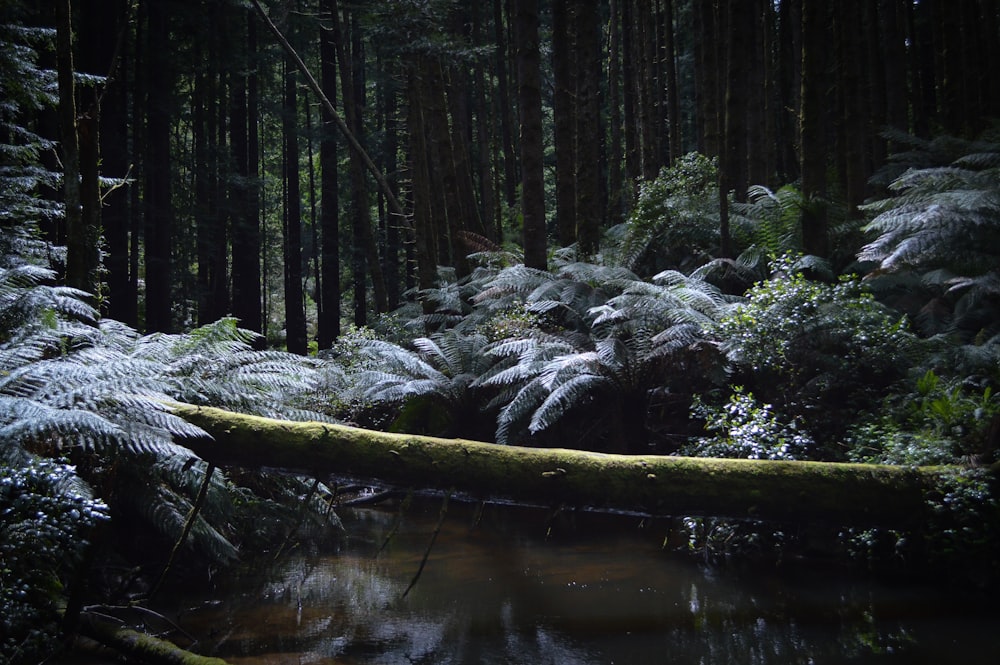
[162,498,997,664]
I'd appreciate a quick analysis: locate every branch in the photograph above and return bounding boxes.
[248,0,411,230]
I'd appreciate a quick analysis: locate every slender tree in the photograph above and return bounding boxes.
[551,0,576,249]
[317,0,340,348]
[230,9,262,334]
[143,0,174,332]
[514,0,547,270]
[282,52,307,354]
[574,2,603,256]
[799,0,829,257]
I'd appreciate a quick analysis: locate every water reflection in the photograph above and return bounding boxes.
[163,500,996,664]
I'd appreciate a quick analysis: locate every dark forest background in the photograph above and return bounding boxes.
[19,0,1000,348]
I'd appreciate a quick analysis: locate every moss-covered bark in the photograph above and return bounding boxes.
[168,403,976,527]
[79,614,228,665]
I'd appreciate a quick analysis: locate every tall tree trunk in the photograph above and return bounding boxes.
[380,60,401,309]
[574,2,602,257]
[407,65,440,315]
[551,0,577,249]
[637,0,659,179]
[230,9,262,334]
[57,0,100,297]
[879,0,908,144]
[838,0,868,216]
[88,0,134,324]
[693,0,720,160]
[494,0,518,210]
[621,0,641,184]
[776,0,801,183]
[607,0,625,225]
[143,0,173,332]
[514,0,547,270]
[317,0,340,348]
[800,0,829,257]
[724,0,751,204]
[662,0,681,165]
[282,55,307,355]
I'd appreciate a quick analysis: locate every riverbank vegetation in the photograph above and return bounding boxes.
[3,1,1000,663]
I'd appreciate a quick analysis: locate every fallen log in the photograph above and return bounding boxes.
[168,403,983,528]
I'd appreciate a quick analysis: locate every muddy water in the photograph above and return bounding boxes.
[161,499,997,664]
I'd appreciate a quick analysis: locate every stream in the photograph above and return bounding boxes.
[156,498,997,664]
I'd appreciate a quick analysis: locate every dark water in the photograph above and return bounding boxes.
[161,499,997,665]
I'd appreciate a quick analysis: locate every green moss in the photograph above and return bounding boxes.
[169,403,979,528]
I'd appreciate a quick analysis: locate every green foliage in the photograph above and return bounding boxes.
[923,469,1000,579]
[717,257,915,453]
[1,232,343,585]
[617,152,720,274]
[846,369,1000,465]
[1,458,108,663]
[346,330,497,438]
[0,17,61,263]
[682,388,813,460]
[860,128,1000,342]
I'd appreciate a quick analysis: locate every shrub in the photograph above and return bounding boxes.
[717,258,915,455]
[1,458,108,663]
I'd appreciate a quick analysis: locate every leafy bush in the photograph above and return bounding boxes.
[682,388,813,460]
[618,152,720,274]
[846,369,1000,465]
[1,458,108,663]
[717,258,915,455]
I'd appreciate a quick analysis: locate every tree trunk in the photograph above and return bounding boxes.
[317,0,340,348]
[91,0,134,324]
[494,0,518,211]
[514,0,547,270]
[799,0,829,257]
[168,403,974,528]
[551,0,577,249]
[143,0,173,333]
[607,0,625,225]
[282,55,308,354]
[57,0,100,297]
[230,9,262,335]
[574,2,603,258]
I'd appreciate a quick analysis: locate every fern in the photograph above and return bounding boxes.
[860,129,1000,342]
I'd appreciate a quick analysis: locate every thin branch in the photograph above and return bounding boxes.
[248,0,412,230]
[401,491,450,599]
[148,463,217,601]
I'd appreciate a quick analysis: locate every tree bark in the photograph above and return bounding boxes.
[551,0,577,249]
[574,1,603,257]
[799,0,829,257]
[514,0,547,270]
[230,9,262,335]
[143,0,174,333]
[317,0,340,348]
[168,403,972,529]
[281,48,307,354]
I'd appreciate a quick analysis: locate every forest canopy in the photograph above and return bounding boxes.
[2,0,1000,663]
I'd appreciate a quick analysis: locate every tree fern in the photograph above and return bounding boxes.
[347,330,497,438]
[860,129,1000,342]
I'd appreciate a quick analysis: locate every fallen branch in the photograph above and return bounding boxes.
[78,613,228,665]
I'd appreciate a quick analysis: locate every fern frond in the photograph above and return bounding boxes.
[529,373,605,435]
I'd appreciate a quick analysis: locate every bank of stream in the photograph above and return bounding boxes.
[151,498,996,664]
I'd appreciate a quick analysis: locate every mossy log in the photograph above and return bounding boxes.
[78,614,228,665]
[169,403,970,527]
